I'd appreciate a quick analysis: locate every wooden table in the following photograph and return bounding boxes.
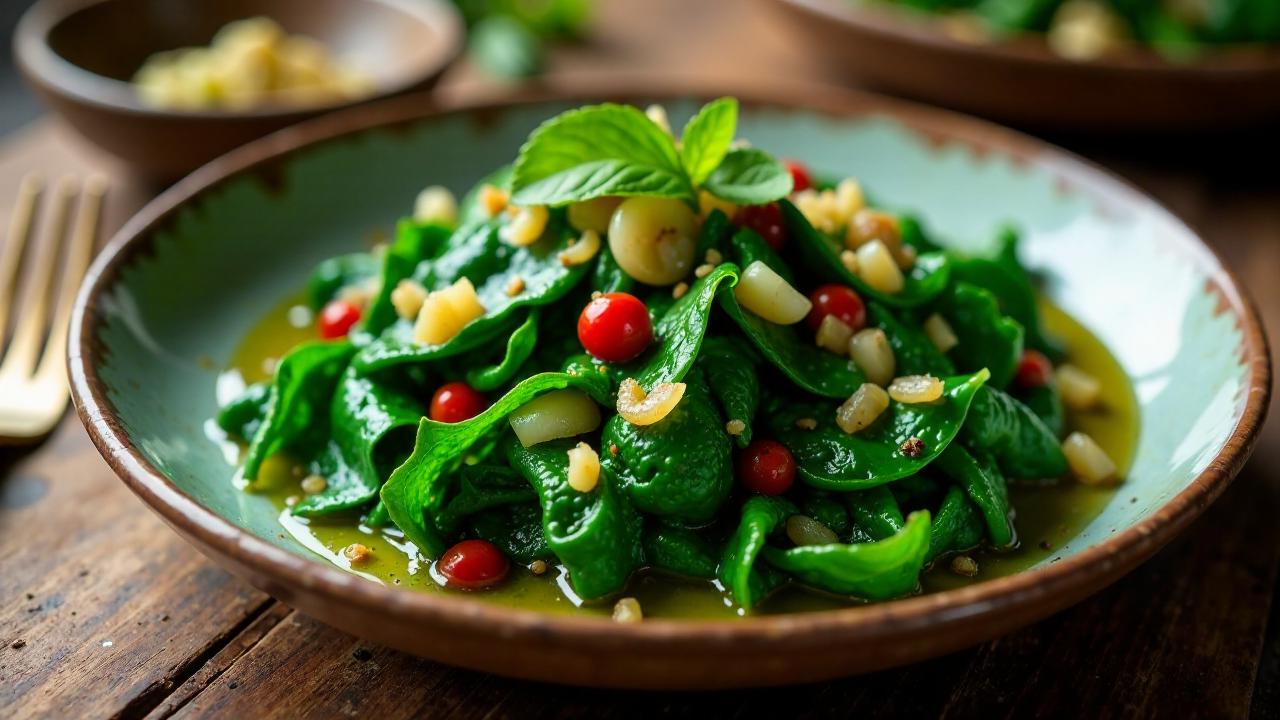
[3,2,1278,717]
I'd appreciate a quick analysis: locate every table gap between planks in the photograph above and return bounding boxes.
[3,1,1280,717]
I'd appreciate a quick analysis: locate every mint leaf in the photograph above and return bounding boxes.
[703,148,793,205]
[511,104,693,206]
[680,97,737,186]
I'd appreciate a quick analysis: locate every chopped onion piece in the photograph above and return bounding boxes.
[848,328,896,386]
[559,229,601,266]
[836,383,890,434]
[391,279,427,320]
[815,315,854,355]
[617,377,685,426]
[413,186,458,226]
[1057,364,1102,410]
[414,277,486,345]
[508,390,601,448]
[888,375,944,404]
[734,260,812,325]
[566,442,601,493]
[855,240,905,294]
[613,597,643,623]
[478,184,508,217]
[923,313,959,353]
[502,205,549,247]
[1062,431,1118,484]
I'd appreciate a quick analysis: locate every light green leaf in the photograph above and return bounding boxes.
[680,97,738,186]
[703,148,793,205]
[510,103,693,206]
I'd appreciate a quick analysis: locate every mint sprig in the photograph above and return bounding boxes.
[510,98,792,208]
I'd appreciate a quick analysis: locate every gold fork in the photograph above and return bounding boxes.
[0,174,106,444]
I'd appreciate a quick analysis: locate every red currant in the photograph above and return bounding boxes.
[577,292,654,363]
[737,440,796,496]
[317,299,361,339]
[430,381,487,423]
[784,159,813,193]
[437,539,509,590]
[734,203,787,251]
[806,284,867,332]
[1015,350,1054,389]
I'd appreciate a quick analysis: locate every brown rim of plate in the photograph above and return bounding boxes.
[68,79,1271,647]
[13,0,464,121]
[777,0,1280,74]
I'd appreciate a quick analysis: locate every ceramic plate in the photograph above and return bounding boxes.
[69,83,1270,688]
[770,0,1280,131]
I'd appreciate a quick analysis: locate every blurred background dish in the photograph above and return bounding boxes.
[769,0,1280,131]
[14,0,464,180]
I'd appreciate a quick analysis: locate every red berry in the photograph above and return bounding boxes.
[437,539,509,590]
[430,381,487,423]
[734,203,787,251]
[806,284,867,332]
[317,299,361,339]
[577,292,654,363]
[784,159,813,193]
[1015,350,1054,389]
[737,440,796,496]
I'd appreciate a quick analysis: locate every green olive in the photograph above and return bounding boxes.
[607,197,698,286]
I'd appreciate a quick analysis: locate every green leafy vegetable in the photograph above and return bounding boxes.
[679,97,738,186]
[380,370,611,557]
[845,486,905,541]
[505,437,643,600]
[935,445,1015,548]
[762,510,932,599]
[634,262,738,387]
[769,370,989,490]
[215,382,271,441]
[703,149,793,205]
[938,283,1025,390]
[719,495,796,608]
[964,386,1068,479]
[698,336,761,448]
[466,310,540,392]
[644,525,719,579]
[510,104,693,207]
[307,252,378,311]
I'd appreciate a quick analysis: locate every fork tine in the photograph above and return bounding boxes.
[36,175,106,384]
[0,174,43,344]
[0,176,76,380]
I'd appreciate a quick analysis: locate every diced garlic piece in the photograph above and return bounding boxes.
[613,597,643,623]
[815,315,854,355]
[923,313,959,353]
[559,229,601,266]
[503,205,549,247]
[836,383,890,434]
[1047,0,1129,61]
[855,240,905,294]
[888,375,944,404]
[566,442,601,493]
[478,184,509,217]
[509,390,602,448]
[833,179,865,219]
[300,474,327,494]
[1062,431,1118,484]
[847,209,899,249]
[413,185,458,226]
[1057,364,1102,410]
[390,279,427,320]
[840,249,859,275]
[567,196,622,234]
[786,515,840,547]
[343,543,372,564]
[848,328,896,386]
[413,277,486,345]
[734,260,812,324]
[617,377,685,426]
[725,419,746,436]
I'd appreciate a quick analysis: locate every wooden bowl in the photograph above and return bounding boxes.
[769,0,1280,132]
[15,0,463,180]
[68,81,1271,688]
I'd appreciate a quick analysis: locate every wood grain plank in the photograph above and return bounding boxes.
[0,397,273,720]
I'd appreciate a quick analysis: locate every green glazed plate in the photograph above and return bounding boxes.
[69,84,1270,689]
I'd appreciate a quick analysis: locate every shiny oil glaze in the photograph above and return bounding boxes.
[219,293,1139,619]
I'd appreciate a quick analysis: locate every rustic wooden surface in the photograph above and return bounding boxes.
[2,1,1278,717]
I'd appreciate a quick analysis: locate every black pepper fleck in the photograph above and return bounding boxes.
[353,648,373,662]
[899,437,926,458]
[24,593,33,600]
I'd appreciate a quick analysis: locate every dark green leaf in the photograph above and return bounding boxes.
[703,148,793,206]
[680,97,737,186]
[466,310,540,391]
[719,495,797,608]
[935,444,1014,548]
